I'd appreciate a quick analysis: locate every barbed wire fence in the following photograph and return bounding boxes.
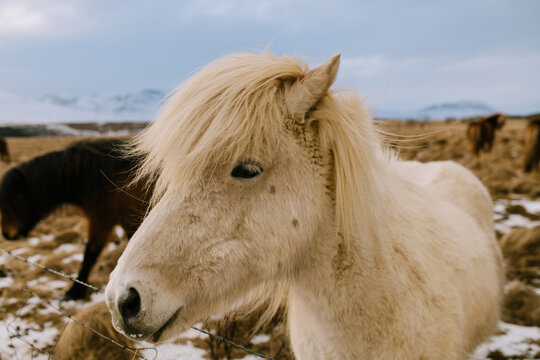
[0,247,276,360]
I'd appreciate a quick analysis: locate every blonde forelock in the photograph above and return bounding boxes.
[133,51,389,243]
[132,53,308,203]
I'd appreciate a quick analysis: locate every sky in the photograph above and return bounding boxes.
[0,0,539,114]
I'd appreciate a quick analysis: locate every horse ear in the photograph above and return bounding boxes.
[286,53,341,124]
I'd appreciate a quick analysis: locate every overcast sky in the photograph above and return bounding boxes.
[0,0,539,113]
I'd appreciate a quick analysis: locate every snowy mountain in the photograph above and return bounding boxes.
[374,101,498,120]
[0,90,165,125]
[416,101,497,120]
[0,91,500,125]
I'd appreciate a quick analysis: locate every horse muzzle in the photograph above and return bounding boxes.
[2,228,21,241]
[106,284,151,339]
[106,278,183,342]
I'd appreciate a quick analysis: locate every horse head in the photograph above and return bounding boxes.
[0,168,39,240]
[105,54,361,342]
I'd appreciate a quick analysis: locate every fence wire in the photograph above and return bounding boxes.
[0,246,276,360]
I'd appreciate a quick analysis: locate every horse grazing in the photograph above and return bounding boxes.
[523,114,540,172]
[0,138,151,300]
[106,53,504,359]
[0,137,10,162]
[466,113,506,156]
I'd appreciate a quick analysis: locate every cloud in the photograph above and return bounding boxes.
[182,0,279,20]
[337,53,540,114]
[0,0,90,37]
[341,56,387,77]
[439,53,540,75]
[179,0,329,24]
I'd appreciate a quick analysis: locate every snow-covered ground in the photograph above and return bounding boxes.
[1,200,540,359]
[494,198,540,234]
[470,322,540,359]
[0,232,269,360]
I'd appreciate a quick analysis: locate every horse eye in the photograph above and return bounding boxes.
[231,162,263,179]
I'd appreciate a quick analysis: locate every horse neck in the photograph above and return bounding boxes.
[288,219,400,358]
[486,115,500,128]
[22,150,86,215]
[289,165,398,331]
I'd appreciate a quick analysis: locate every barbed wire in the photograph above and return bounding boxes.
[191,326,275,360]
[3,278,61,360]
[0,247,102,293]
[0,245,276,360]
[4,282,157,360]
[8,330,61,360]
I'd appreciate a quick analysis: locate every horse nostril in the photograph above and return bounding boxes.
[119,287,141,324]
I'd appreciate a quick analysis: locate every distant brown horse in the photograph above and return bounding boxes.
[0,137,9,161]
[524,114,540,172]
[466,113,506,156]
[0,138,152,300]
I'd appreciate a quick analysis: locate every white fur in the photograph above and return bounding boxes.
[106,52,504,360]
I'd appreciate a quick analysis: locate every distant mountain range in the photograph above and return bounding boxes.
[416,101,497,120]
[375,101,498,120]
[0,90,165,124]
[0,90,506,124]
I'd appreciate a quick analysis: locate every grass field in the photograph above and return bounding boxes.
[1,118,539,359]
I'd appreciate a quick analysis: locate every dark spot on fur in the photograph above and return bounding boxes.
[393,245,425,285]
[269,185,276,194]
[292,219,299,228]
[188,214,201,224]
[332,242,353,281]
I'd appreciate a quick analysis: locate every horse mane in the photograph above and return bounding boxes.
[129,52,395,330]
[132,52,389,243]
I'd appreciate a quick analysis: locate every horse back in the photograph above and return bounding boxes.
[73,138,151,233]
[397,160,494,233]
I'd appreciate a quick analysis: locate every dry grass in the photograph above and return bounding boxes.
[0,118,539,359]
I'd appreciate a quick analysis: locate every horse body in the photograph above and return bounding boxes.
[523,115,540,172]
[0,138,151,299]
[288,160,502,359]
[106,53,503,359]
[466,113,506,156]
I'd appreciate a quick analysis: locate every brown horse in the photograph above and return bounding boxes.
[0,138,152,300]
[0,137,10,162]
[466,113,506,156]
[524,114,540,172]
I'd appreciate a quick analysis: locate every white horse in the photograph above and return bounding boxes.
[106,52,504,360]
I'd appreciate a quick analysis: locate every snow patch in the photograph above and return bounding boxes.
[493,199,540,233]
[61,252,83,264]
[470,322,540,359]
[28,237,41,246]
[141,340,207,360]
[27,254,43,263]
[0,315,59,360]
[54,243,80,254]
[40,234,55,242]
[114,225,126,239]
[250,334,271,344]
